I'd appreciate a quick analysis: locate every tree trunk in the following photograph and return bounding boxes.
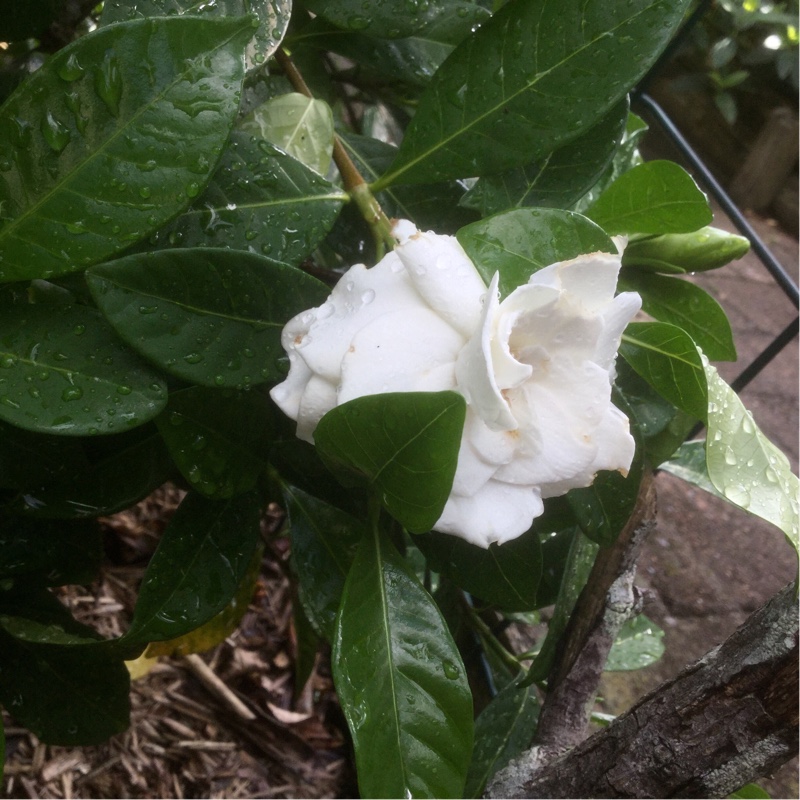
[487,582,798,798]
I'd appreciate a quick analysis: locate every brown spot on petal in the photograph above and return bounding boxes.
[348,345,355,353]
[294,334,304,346]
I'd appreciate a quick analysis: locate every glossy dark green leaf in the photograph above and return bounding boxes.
[567,393,644,548]
[340,133,476,231]
[292,600,320,695]
[522,529,597,685]
[0,17,253,282]
[3,427,173,519]
[463,680,539,798]
[86,248,329,388]
[535,525,579,608]
[605,614,664,671]
[620,271,736,361]
[614,360,695,468]
[122,491,262,646]
[301,0,486,40]
[155,387,274,499]
[585,161,712,235]
[283,484,365,639]
[620,321,708,422]
[461,100,628,216]
[0,0,62,41]
[0,420,88,489]
[0,303,166,436]
[621,226,751,274]
[704,361,799,551]
[0,517,102,586]
[333,527,473,798]
[729,783,771,799]
[99,0,290,71]
[417,527,542,611]
[0,629,129,745]
[143,132,347,265]
[377,0,691,187]
[456,208,615,298]
[314,392,466,534]
[295,10,489,89]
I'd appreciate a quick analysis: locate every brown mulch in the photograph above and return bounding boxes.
[2,486,353,799]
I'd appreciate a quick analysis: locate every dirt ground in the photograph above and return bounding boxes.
[2,165,798,799]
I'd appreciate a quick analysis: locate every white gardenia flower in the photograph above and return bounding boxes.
[270,220,641,548]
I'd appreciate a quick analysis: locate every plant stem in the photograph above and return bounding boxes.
[464,599,524,676]
[274,48,395,255]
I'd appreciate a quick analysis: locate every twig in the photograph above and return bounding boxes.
[533,471,657,753]
[182,654,257,722]
[274,48,395,255]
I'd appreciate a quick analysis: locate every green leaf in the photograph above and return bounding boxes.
[605,613,665,671]
[122,490,263,646]
[0,517,102,586]
[620,271,737,361]
[333,527,473,798]
[294,10,489,89]
[704,360,799,551]
[614,360,695,468]
[660,440,727,501]
[621,226,750,275]
[3,427,173,519]
[585,161,712,235]
[417,527,542,612]
[300,0,486,40]
[729,783,771,799]
[620,321,708,421]
[0,629,129,745]
[143,132,347,265]
[0,303,166,436]
[461,100,628,216]
[0,16,253,282]
[86,248,329,388]
[155,387,274,499]
[456,208,615,298]
[376,0,691,187]
[283,484,365,640]
[241,93,334,176]
[522,529,597,685]
[314,392,466,534]
[99,0,291,72]
[567,394,644,548]
[463,680,539,798]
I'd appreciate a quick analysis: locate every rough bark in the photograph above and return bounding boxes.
[486,582,799,798]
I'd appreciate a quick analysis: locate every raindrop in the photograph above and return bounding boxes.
[139,186,152,199]
[73,324,86,336]
[61,387,83,402]
[58,53,85,82]
[186,182,201,198]
[724,447,737,466]
[41,111,71,153]
[347,15,370,29]
[0,355,17,369]
[442,660,459,680]
[117,385,132,395]
[94,53,123,117]
[184,353,203,364]
[361,289,375,305]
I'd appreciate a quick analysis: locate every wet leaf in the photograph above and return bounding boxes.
[333,527,473,798]
[417,527,542,611]
[314,391,466,534]
[463,680,539,798]
[378,0,691,186]
[456,208,615,298]
[241,93,334,176]
[620,272,737,361]
[122,490,263,646]
[155,387,274,499]
[620,321,708,421]
[0,16,253,282]
[605,614,665,671]
[0,303,166,436]
[86,248,329,389]
[704,360,799,551]
[660,440,727,501]
[142,132,347,265]
[586,161,712,235]
[99,0,291,71]
[283,484,365,640]
[461,100,628,216]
